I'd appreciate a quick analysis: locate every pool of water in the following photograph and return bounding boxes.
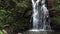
[23,31,60,34]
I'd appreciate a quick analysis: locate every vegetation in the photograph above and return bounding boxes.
[0,30,3,34]
[54,0,60,25]
[0,0,32,34]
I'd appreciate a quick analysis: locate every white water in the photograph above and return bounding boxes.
[29,0,51,31]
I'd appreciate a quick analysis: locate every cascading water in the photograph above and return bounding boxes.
[29,0,51,31]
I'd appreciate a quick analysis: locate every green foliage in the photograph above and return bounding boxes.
[53,16,60,25]
[0,30,3,34]
[54,0,60,25]
[0,0,32,31]
[0,9,7,29]
[55,0,60,13]
[0,9,13,29]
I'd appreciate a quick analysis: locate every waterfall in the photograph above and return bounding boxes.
[32,0,40,29]
[29,0,51,31]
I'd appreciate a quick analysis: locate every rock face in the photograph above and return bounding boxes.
[47,0,55,17]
